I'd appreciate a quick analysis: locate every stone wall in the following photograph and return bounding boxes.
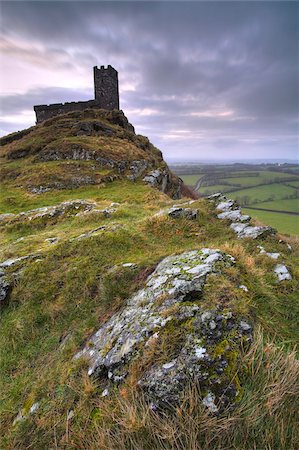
[34,100,101,123]
[34,65,120,123]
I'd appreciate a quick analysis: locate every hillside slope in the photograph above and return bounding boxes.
[0,110,298,449]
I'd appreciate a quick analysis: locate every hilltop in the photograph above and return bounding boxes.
[0,110,298,449]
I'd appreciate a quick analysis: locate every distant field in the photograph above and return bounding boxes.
[201,185,233,195]
[218,171,298,188]
[173,165,299,236]
[180,174,204,186]
[251,198,299,214]
[228,183,297,203]
[243,208,299,236]
[287,180,299,188]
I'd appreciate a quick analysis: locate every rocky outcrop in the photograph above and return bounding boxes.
[0,200,97,225]
[75,249,252,413]
[168,206,198,220]
[208,193,276,239]
[143,169,182,199]
[0,254,42,308]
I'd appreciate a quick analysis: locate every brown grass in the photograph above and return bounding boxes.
[64,327,299,450]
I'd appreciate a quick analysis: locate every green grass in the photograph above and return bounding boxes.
[179,173,204,186]
[251,198,299,213]
[243,208,299,235]
[0,179,152,214]
[228,183,297,204]
[200,184,233,195]
[218,171,298,188]
[287,180,299,188]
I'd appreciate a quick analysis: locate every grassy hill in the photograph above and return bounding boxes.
[0,112,298,449]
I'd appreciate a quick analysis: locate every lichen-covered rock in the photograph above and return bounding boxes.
[143,169,182,199]
[216,200,239,212]
[127,160,150,181]
[230,223,275,239]
[75,249,252,413]
[168,207,198,220]
[217,210,250,223]
[274,264,292,282]
[139,308,252,412]
[208,194,276,239]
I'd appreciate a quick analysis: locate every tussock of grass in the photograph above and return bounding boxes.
[50,329,299,450]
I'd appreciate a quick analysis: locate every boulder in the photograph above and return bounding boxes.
[168,207,198,220]
[75,249,252,413]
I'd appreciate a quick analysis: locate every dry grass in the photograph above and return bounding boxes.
[69,328,299,450]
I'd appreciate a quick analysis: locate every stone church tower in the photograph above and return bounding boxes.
[93,65,119,110]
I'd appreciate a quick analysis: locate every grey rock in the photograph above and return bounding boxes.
[67,410,75,420]
[274,264,292,282]
[217,210,250,223]
[239,321,252,332]
[207,193,225,201]
[0,276,11,307]
[267,252,280,260]
[239,285,249,292]
[45,237,58,244]
[257,246,280,259]
[75,249,251,412]
[0,255,34,268]
[29,402,39,414]
[143,169,182,199]
[0,213,15,221]
[168,207,198,220]
[209,194,276,239]
[216,200,239,212]
[0,200,97,224]
[202,392,218,413]
[230,223,275,239]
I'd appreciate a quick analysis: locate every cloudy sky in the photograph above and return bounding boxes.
[1,1,298,162]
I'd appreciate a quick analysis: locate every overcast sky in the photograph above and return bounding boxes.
[0,1,298,162]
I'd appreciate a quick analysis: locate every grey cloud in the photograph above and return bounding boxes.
[1,1,298,160]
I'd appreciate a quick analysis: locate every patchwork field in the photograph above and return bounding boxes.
[171,163,299,235]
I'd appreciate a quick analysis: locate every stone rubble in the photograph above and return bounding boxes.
[75,249,252,412]
[208,193,276,239]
